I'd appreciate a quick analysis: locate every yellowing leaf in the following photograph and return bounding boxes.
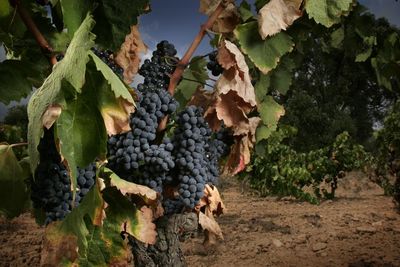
[132,206,157,245]
[100,99,134,136]
[102,187,157,245]
[115,25,148,84]
[258,0,303,39]
[41,225,79,266]
[104,167,158,205]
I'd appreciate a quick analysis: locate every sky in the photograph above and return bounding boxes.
[0,0,399,120]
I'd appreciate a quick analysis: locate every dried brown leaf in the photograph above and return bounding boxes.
[217,43,236,70]
[204,105,222,132]
[204,184,226,215]
[195,184,226,216]
[198,212,223,240]
[258,0,303,39]
[233,116,261,138]
[215,92,248,128]
[223,132,258,175]
[42,104,62,129]
[115,25,148,84]
[216,40,257,107]
[199,0,239,33]
[187,86,215,111]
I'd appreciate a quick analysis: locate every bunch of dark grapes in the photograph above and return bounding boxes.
[170,106,212,210]
[107,41,179,192]
[75,163,96,204]
[105,41,232,214]
[207,51,223,76]
[203,127,232,184]
[139,40,178,89]
[31,129,96,224]
[91,47,123,76]
[107,87,178,176]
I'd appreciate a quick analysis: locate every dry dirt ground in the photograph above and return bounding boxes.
[1,172,400,267]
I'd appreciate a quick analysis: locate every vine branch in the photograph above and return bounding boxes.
[181,77,214,88]
[157,1,227,133]
[9,0,57,65]
[167,1,226,95]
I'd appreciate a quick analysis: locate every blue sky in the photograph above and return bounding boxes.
[138,0,400,55]
[0,0,399,120]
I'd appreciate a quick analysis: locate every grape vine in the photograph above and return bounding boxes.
[1,0,398,266]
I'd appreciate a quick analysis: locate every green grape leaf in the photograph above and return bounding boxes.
[0,144,30,218]
[235,21,294,74]
[175,56,208,109]
[256,124,276,142]
[239,0,254,22]
[56,78,108,192]
[60,0,94,37]
[27,14,95,175]
[0,60,37,104]
[270,55,295,95]
[89,51,134,103]
[31,12,70,53]
[355,36,376,62]
[305,0,356,28]
[258,95,285,133]
[254,73,271,103]
[93,0,150,51]
[330,26,344,49]
[0,0,12,19]
[0,145,29,217]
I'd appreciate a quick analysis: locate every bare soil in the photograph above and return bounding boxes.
[182,172,400,267]
[1,172,400,267]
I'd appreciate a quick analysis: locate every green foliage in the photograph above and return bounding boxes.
[256,96,284,142]
[278,10,399,151]
[244,128,370,203]
[305,0,356,27]
[234,21,294,74]
[27,14,96,179]
[92,0,150,50]
[175,56,208,109]
[60,0,94,37]
[374,100,400,206]
[0,144,30,218]
[0,60,41,104]
[1,0,398,265]
[238,0,254,22]
[1,105,28,150]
